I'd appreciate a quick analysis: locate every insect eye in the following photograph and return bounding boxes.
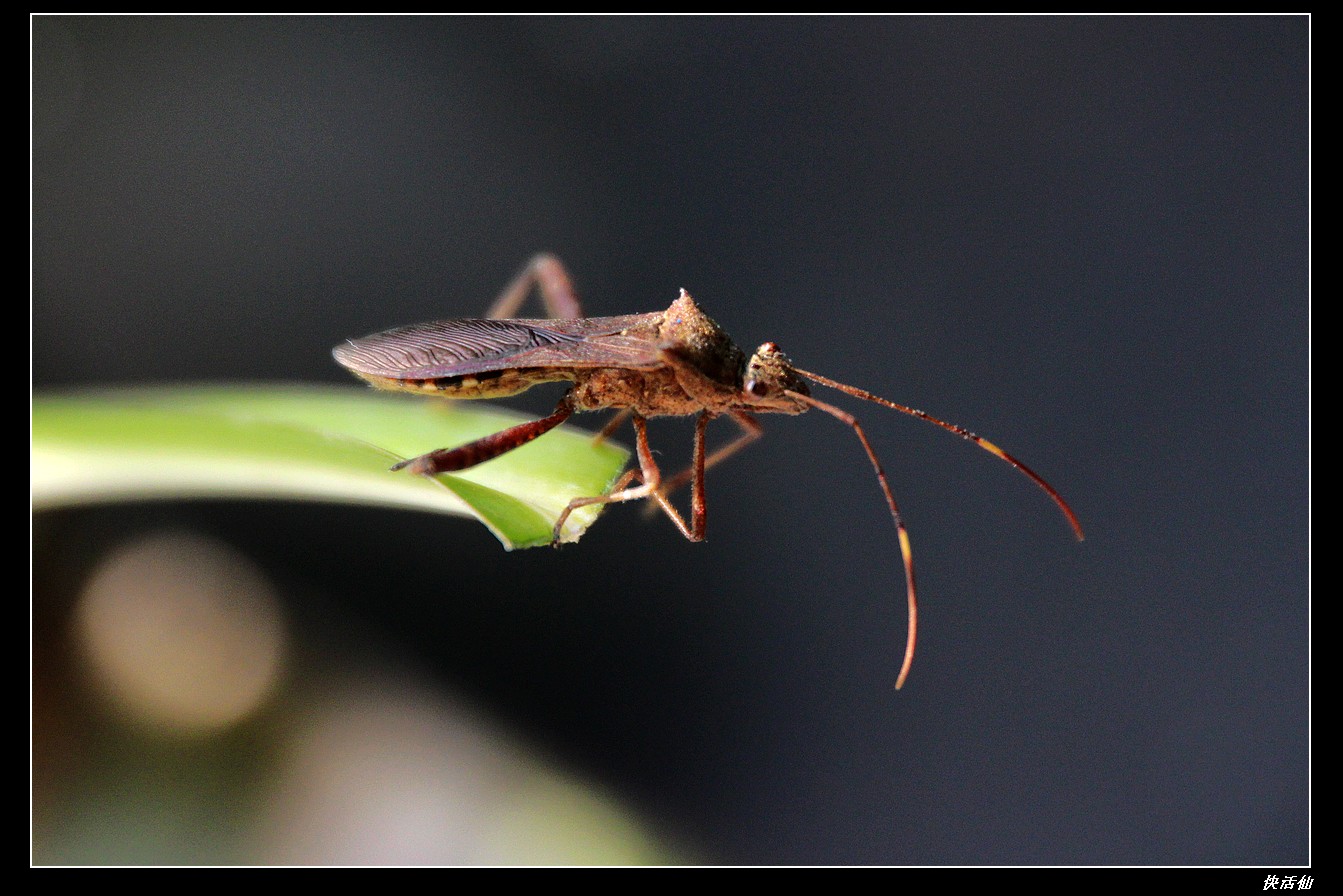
[746,379,769,398]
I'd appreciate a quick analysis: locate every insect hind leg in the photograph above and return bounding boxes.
[393,393,576,475]
[487,254,584,320]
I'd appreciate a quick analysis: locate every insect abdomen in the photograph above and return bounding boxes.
[348,367,573,399]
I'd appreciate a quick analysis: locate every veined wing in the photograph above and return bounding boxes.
[333,314,665,381]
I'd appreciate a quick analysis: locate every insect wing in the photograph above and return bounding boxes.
[333,315,664,381]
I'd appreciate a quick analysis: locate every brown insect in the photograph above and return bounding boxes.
[334,255,1084,688]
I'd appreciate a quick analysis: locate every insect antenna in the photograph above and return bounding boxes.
[795,369,1086,541]
[783,388,919,690]
[786,371,1085,690]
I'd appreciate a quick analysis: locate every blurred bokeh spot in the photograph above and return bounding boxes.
[38,528,672,864]
[257,677,665,864]
[73,531,287,733]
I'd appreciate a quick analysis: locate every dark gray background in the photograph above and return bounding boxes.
[33,16,1307,864]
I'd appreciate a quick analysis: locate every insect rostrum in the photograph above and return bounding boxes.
[334,255,1084,689]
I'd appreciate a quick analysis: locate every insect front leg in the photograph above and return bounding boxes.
[392,393,576,476]
[685,411,709,538]
[552,413,707,544]
[486,253,584,320]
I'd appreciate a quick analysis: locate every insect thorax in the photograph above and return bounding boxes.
[570,366,722,417]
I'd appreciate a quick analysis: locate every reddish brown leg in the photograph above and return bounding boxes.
[593,408,633,446]
[486,253,583,320]
[687,411,709,538]
[655,410,762,501]
[552,414,705,544]
[393,393,576,475]
[633,411,710,541]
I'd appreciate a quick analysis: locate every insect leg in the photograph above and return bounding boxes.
[392,393,577,476]
[552,414,704,544]
[635,412,709,541]
[593,408,633,446]
[486,254,583,320]
[654,410,763,502]
[686,410,709,538]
